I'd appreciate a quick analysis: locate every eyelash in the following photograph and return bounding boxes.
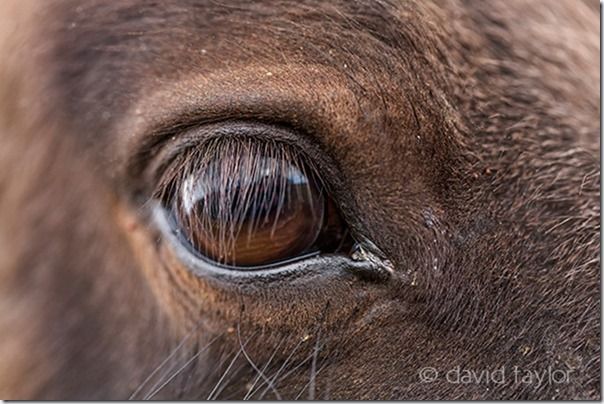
[157,138,317,221]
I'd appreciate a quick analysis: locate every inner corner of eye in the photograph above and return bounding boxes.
[156,139,353,269]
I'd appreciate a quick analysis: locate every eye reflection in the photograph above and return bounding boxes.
[176,156,325,267]
[159,138,352,269]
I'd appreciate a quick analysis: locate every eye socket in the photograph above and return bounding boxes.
[156,137,352,269]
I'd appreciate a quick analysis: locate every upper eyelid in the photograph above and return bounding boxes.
[131,120,316,185]
[128,116,327,184]
[128,120,340,200]
[116,64,357,178]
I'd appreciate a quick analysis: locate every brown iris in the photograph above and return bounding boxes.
[164,139,351,268]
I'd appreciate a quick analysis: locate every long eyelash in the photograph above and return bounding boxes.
[154,137,323,265]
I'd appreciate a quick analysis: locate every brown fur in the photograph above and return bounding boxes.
[0,0,599,399]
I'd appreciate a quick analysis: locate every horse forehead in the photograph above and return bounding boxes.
[47,0,452,98]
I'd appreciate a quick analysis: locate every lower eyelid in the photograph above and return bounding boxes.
[153,201,393,286]
[154,202,321,278]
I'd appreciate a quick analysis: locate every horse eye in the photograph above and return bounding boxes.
[175,158,324,267]
[159,138,352,269]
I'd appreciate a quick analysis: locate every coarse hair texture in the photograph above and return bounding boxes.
[0,0,599,400]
